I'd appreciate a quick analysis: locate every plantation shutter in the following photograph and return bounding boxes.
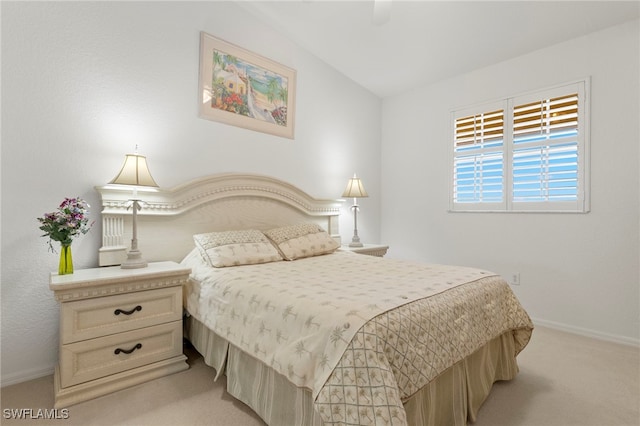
[512,92,581,203]
[450,79,589,212]
[455,109,504,147]
[453,107,505,205]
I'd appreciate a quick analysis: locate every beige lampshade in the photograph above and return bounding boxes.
[109,154,159,187]
[342,174,368,198]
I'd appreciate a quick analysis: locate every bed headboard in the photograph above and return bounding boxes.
[95,173,343,266]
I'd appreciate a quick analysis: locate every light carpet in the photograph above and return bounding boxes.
[1,326,638,426]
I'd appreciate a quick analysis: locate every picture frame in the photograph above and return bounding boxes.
[198,32,296,139]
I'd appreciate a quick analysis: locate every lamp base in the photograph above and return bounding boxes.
[120,249,148,269]
[349,235,363,248]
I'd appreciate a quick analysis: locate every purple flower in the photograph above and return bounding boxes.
[37,197,94,251]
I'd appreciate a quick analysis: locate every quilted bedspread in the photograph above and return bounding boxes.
[182,250,533,426]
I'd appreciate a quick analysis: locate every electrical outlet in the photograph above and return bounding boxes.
[510,273,521,286]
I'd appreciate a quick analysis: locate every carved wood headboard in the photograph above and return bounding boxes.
[95,173,343,266]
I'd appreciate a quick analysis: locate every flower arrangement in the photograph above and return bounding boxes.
[37,197,94,251]
[271,106,288,126]
[221,92,249,115]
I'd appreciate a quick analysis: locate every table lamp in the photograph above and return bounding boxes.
[342,173,368,247]
[109,152,158,268]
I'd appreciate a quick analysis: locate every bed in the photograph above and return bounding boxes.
[96,173,533,426]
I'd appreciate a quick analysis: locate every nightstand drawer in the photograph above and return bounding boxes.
[59,320,183,388]
[61,286,182,344]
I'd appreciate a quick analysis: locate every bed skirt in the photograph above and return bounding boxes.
[185,315,520,426]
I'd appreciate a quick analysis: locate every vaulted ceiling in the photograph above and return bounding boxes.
[240,1,640,98]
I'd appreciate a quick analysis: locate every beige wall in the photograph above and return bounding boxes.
[1,2,382,385]
[381,19,640,345]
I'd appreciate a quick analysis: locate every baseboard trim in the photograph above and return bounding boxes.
[1,365,55,388]
[531,317,640,347]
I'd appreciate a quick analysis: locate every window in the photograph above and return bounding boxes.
[451,79,590,213]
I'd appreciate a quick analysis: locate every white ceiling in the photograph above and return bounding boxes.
[240,1,640,98]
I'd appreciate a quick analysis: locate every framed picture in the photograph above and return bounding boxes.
[198,32,296,139]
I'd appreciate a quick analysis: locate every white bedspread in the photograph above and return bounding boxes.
[182,250,513,402]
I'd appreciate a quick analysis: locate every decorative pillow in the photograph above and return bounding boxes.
[264,223,339,261]
[193,229,282,268]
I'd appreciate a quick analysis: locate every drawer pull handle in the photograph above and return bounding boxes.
[114,305,142,316]
[114,343,142,355]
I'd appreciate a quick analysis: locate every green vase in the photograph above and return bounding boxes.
[59,244,73,275]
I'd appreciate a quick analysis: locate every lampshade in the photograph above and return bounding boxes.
[342,175,368,198]
[109,154,159,188]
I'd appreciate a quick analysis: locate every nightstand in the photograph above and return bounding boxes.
[49,261,191,408]
[340,243,389,257]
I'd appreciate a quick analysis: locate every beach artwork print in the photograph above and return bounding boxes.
[199,33,296,139]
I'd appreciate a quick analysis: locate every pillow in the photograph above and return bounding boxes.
[264,223,339,260]
[193,229,282,268]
